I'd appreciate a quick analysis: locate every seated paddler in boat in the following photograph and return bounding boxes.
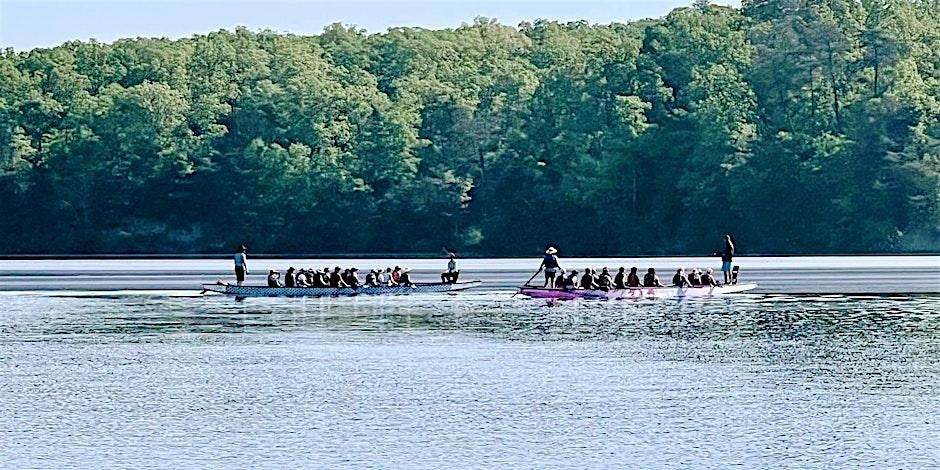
[643,268,664,287]
[701,268,719,287]
[441,253,460,284]
[563,269,579,289]
[399,268,415,286]
[392,266,403,284]
[672,268,691,287]
[267,269,282,288]
[294,269,308,287]
[308,269,325,287]
[365,269,379,287]
[377,268,393,286]
[346,268,361,288]
[580,268,599,290]
[688,269,702,286]
[598,267,614,291]
[307,269,320,287]
[284,267,296,287]
[540,247,562,288]
[330,267,349,288]
[613,267,627,289]
[627,267,642,288]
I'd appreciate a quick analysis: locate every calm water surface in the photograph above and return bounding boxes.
[2,288,940,468]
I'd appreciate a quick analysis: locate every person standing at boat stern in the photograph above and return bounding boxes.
[540,247,562,288]
[234,245,248,286]
[721,234,735,285]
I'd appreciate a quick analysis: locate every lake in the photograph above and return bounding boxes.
[1,257,939,468]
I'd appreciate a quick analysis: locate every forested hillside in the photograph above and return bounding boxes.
[1,0,939,255]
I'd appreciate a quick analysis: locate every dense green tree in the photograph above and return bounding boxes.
[1,3,938,255]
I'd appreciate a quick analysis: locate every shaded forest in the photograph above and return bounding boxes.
[1,0,939,255]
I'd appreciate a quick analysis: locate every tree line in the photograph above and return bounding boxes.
[1,0,938,255]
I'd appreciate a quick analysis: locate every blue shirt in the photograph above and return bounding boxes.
[234,253,247,267]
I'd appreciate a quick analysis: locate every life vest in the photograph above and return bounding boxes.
[543,254,559,269]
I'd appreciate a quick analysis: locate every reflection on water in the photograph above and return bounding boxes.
[1,293,940,468]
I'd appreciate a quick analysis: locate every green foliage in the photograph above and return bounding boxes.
[1,3,938,255]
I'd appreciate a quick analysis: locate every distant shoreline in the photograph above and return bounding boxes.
[1,253,937,260]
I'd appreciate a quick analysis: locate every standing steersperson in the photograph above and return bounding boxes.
[721,234,734,285]
[540,246,562,288]
[234,244,248,286]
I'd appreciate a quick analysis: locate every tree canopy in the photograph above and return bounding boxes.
[1,1,939,255]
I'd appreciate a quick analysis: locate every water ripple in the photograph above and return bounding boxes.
[1,293,939,468]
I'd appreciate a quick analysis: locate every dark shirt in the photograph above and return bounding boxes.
[329,272,342,287]
[702,273,717,286]
[722,241,734,262]
[614,273,626,289]
[543,254,560,269]
[400,272,413,285]
[285,273,295,288]
[267,275,281,288]
[688,273,701,286]
[672,273,689,287]
[627,273,641,287]
[643,273,661,287]
[580,274,596,289]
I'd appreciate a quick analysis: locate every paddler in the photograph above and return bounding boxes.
[643,268,664,287]
[672,268,690,287]
[284,267,296,287]
[267,269,282,288]
[580,268,598,290]
[564,269,579,289]
[626,267,642,287]
[399,267,415,286]
[701,268,719,287]
[613,267,627,289]
[598,267,614,291]
[540,246,562,288]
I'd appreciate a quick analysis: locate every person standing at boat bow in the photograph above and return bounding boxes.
[234,245,248,286]
[540,247,562,288]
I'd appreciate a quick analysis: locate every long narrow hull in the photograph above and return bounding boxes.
[518,283,758,300]
[203,281,482,298]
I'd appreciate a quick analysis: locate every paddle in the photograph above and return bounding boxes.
[512,267,543,297]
